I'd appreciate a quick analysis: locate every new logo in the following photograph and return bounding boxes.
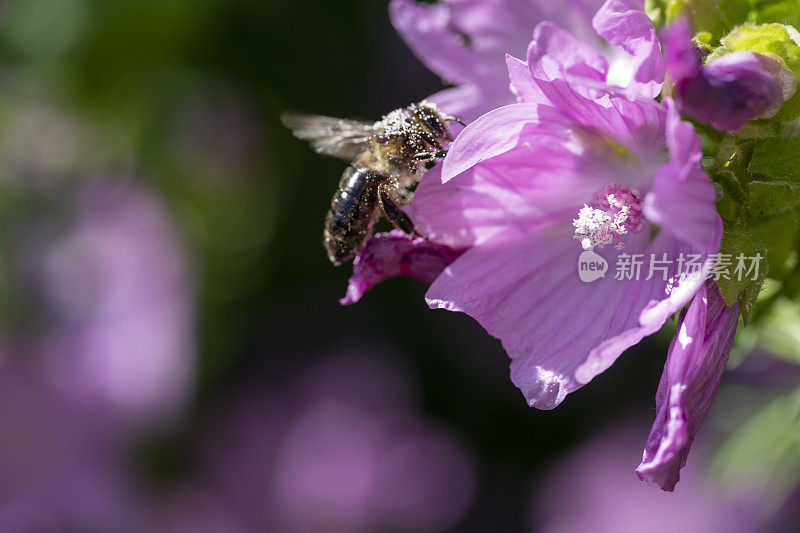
[578,250,608,283]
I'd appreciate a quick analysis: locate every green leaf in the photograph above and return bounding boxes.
[718,226,767,321]
[748,181,800,216]
[713,169,745,221]
[716,167,747,204]
[748,136,800,181]
[719,23,800,121]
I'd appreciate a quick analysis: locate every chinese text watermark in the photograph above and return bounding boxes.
[578,252,762,283]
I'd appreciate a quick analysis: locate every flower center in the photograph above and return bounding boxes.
[572,183,644,251]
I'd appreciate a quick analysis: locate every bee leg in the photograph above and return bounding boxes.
[413,150,448,161]
[378,185,418,236]
[419,131,444,150]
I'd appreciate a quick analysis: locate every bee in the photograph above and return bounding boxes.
[282,101,463,265]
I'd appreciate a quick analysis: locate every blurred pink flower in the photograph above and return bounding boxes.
[35,180,195,431]
[275,402,475,533]
[531,424,762,533]
[147,488,248,533]
[0,359,138,532]
[201,348,477,533]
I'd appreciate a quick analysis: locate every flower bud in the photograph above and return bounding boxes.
[664,20,797,131]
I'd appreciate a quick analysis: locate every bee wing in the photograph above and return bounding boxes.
[281,113,374,161]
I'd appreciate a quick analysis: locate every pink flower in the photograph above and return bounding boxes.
[201,349,477,532]
[341,230,464,305]
[637,281,741,490]
[35,180,195,431]
[348,0,655,301]
[390,0,606,121]
[409,19,721,409]
[348,0,740,492]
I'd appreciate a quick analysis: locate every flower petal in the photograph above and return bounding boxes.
[686,55,791,130]
[427,227,715,409]
[390,0,491,87]
[501,60,669,164]
[441,103,542,183]
[389,0,536,87]
[431,108,649,244]
[573,231,717,385]
[660,18,701,81]
[507,54,547,105]
[643,99,721,251]
[592,0,664,97]
[391,0,608,121]
[418,90,720,410]
[527,21,609,85]
[636,281,741,491]
[340,230,464,305]
[390,0,604,88]
[506,21,609,105]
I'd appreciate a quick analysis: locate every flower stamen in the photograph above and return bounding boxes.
[572,183,643,250]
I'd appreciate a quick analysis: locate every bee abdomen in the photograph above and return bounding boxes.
[323,166,380,265]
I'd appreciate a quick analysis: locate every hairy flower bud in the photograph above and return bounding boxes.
[663,20,797,131]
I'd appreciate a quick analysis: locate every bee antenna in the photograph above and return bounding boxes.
[444,114,466,127]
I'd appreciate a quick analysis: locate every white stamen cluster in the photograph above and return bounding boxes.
[573,205,617,250]
[572,189,641,251]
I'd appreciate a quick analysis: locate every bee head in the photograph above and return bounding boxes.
[410,102,453,143]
